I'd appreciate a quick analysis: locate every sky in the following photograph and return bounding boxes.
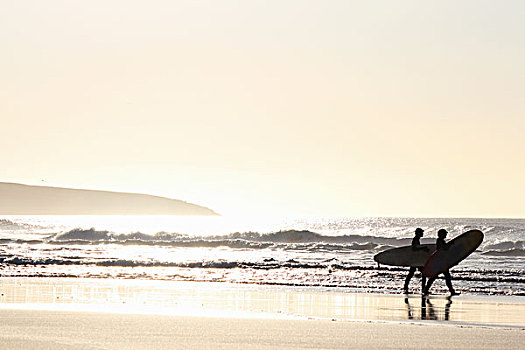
[1,1,524,218]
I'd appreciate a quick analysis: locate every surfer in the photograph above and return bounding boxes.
[423,229,459,296]
[403,228,429,294]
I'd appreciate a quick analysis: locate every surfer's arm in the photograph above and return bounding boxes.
[441,241,454,250]
[437,238,451,250]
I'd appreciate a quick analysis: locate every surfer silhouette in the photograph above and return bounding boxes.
[423,229,459,296]
[403,228,429,294]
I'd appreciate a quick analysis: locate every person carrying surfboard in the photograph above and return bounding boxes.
[403,228,429,294]
[423,229,460,297]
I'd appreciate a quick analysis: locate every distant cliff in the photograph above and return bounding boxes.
[0,182,218,215]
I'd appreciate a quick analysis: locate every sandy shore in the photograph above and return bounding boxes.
[0,278,523,349]
[0,309,523,350]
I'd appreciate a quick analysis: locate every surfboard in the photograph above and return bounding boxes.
[374,244,436,267]
[423,230,484,278]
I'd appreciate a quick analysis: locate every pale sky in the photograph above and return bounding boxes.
[1,1,524,217]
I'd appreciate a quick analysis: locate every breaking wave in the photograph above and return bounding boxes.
[484,240,525,250]
[46,228,410,249]
[0,227,515,256]
[482,249,525,257]
[0,219,41,231]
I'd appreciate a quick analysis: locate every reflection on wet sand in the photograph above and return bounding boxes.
[0,278,523,327]
[405,296,453,321]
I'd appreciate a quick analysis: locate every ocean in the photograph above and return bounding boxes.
[0,216,523,296]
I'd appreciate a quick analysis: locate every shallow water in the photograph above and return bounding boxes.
[1,278,524,327]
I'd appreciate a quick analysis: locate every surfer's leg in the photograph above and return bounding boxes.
[423,277,435,295]
[418,268,426,293]
[404,267,416,292]
[444,270,456,294]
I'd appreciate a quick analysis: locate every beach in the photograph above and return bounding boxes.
[1,216,524,348]
[2,309,524,350]
[0,278,523,349]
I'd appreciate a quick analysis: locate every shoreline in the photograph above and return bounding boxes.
[0,277,523,328]
[0,277,523,349]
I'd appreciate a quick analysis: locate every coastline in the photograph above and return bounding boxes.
[0,277,525,349]
[1,277,524,327]
[0,278,523,349]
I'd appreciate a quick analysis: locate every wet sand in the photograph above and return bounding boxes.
[0,278,523,349]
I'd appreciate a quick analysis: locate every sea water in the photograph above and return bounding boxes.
[0,216,523,296]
